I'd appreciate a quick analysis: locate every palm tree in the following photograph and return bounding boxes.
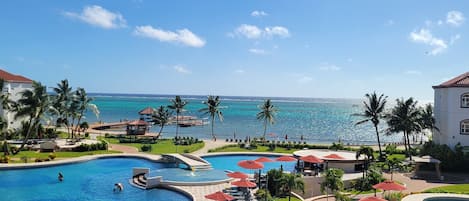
[355,146,375,179]
[73,88,99,139]
[13,82,50,154]
[385,157,402,180]
[0,79,13,156]
[418,104,439,144]
[152,105,172,137]
[321,168,344,201]
[279,173,304,201]
[199,95,223,140]
[386,98,422,160]
[355,92,387,160]
[167,96,188,139]
[257,99,278,140]
[52,79,72,135]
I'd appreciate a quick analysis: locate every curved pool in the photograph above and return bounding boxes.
[202,154,296,173]
[0,158,192,201]
[149,168,229,183]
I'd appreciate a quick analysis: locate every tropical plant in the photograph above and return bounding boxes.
[152,105,172,136]
[257,99,278,140]
[356,146,375,178]
[72,88,99,139]
[199,95,223,140]
[418,104,439,144]
[386,98,422,160]
[52,79,73,135]
[13,82,51,154]
[0,79,13,156]
[385,157,402,180]
[355,92,387,160]
[267,168,284,196]
[321,168,344,200]
[167,96,188,139]
[279,173,304,201]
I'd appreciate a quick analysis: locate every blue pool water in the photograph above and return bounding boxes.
[0,158,191,201]
[149,168,229,182]
[203,154,297,173]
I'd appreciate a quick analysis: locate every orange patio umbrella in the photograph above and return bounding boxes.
[231,179,257,188]
[276,155,297,162]
[300,155,324,163]
[373,180,406,191]
[255,157,274,163]
[324,153,345,160]
[226,171,249,179]
[359,196,387,201]
[237,160,264,169]
[204,191,235,201]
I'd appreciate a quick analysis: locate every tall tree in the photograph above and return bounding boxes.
[279,173,304,201]
[321,168,345,201]
[52,79,73,136]
[257,99,278,140]
[418,104,439,143]
[168,96,188,139]
[355,92,387,159]
[13,82,50,154]
[0,79,13,156]
[152,105,172,137]
[199,95,223,140]
[355,146,375,179]
[386,98,422,160]
[72,88,99,139]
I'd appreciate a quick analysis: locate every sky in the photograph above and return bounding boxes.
[1,1,469,102]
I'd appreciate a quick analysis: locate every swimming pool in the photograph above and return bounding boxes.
[0,158,191,201]
[402,193,469,201]
[202,154,297,173]
[148,168,229,183]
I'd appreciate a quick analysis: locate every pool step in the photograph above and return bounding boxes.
[132,174,147,188]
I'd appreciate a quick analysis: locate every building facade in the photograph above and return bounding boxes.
[0,69,33,130]
[433,72,469,149]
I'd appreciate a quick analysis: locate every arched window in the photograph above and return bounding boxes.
[461,93,469,108]
[460,120,469,134]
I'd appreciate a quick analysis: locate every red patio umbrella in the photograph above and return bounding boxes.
[226,171,248,179]
[205,191,235,201]
[276,155,297,162]
[359,196,387,201]
[255,157,274,163]
[231,179,257,188]
[373,180,406,191]
[324,153,345,160]
[300,155,324,163]
[237,160,264,169]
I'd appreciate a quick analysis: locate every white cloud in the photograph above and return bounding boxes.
[404,70,422,75]
[409,28,447,55]
[134,26,205,47]
[450,34,461,45]
[447,11,465,26]
[173,65,191,74]
[234,24,290,39]
[234,69,245,74]
[251,10,268,17]
[63,5,126,29]
[319,63,341,71]
[297,76,313,84]
[248,48,267,55]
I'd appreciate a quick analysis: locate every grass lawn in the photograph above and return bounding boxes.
[424,184,469,194]
[8,150,121,163]
[209,145,300,154]
[104,137,205,154]
[273,196,302,201]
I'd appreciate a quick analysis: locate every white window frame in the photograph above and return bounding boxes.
[461,93,469,108]
[461,120,469,134]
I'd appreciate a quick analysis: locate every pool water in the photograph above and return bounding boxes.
[149,168,229,182]
[0,158,191,201]
[203,154,297,173]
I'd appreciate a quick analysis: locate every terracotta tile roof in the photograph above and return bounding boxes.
[0,69,33,83]
[127,119,149,126]
[138,107,155,115]
[433,72,469,88]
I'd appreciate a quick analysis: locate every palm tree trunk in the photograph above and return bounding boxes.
[263,118,267,140]
[403,131,409,158]
[175,112,179,138]
[211,115,215,140]
[14,118,35,155]
[406,132,412,160]
[374,125,382,158]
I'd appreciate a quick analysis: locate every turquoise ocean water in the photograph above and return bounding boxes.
[85,93,399,144]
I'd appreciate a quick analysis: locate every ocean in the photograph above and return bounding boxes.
[84,93,400,145]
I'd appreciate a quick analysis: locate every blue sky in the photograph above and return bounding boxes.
[1,1,468,101]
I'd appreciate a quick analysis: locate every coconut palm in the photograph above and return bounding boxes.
[152,105,172,137]
[386,98,422,160]
[13,82,50,154]
[0,79,13,156]
[257,99,278,140]
[199,95,223,140]
[72,88,99,139]
[279,173,304,201]
[356,146,375,179]
[418,104,439,143]
[355,92,387,159]
[321,168,344,201]
[52,79,73,135]
[168,96,188,139]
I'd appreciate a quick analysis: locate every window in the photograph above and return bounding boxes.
[461,120,469,134]
[462,93,469,108]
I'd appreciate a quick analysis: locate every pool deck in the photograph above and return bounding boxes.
[402,193,469,201]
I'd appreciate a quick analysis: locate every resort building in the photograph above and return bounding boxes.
[0,69,33,130]
[433,72,469,149]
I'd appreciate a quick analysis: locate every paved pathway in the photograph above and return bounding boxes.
[176,182,233,201]
[109,144,139,153]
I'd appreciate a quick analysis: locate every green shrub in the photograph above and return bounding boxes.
[254,189,273,201]
[48,153,57,160]
[329,142,344,150]
[0,155,9,163]
[420,141,469,171]
[141,144,152,152]
[384,192,403,201]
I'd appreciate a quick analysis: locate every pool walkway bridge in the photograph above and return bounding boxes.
[162,153,212,170]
